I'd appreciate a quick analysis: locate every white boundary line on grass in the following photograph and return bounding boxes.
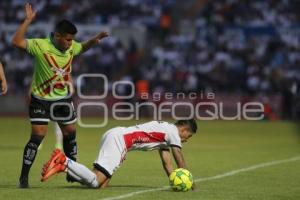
[100,156,300,200]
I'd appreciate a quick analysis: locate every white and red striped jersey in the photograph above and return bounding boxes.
[119,121,181,151]
[95,121,182,175]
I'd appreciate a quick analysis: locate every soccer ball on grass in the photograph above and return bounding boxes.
[169,168,193,192]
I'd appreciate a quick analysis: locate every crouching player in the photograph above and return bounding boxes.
[41,120,197,189]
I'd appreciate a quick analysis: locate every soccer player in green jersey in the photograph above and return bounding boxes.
[12,3,108,188]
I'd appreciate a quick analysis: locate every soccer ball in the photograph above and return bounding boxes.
[169,168,193,192]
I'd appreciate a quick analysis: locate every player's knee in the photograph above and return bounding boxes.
[63,130,76,139]
[91,165,111,188]
[31,125,47,136]
[61,124,76,135]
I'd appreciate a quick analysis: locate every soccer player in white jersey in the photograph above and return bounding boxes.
[41,119,197,189]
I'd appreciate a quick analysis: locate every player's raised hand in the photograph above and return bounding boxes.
[81,31,109,52]
[25,3,36,22]
[94,31,109,43]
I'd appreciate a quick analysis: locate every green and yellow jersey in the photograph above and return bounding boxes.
[26,37,82,100]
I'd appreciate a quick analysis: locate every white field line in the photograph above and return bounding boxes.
[100,156,300,200]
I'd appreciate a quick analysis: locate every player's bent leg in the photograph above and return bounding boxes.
[64,158,100,188]
[41,150,110,188]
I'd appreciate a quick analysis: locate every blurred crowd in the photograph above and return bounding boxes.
[0,0,299,119]
[0,0,175,25]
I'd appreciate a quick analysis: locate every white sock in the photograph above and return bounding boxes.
[66,158,100,188]
[67,170,83,182]
[54,123,63,146]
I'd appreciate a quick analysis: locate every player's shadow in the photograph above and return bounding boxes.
[58,185,158,189]
[58,185,97,190]
[109,185,158,189]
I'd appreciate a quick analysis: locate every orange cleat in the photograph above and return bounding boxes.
[41,149,66,178]
[41,163,66,182]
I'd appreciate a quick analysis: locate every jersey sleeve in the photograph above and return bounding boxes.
[26,39,42,56]
[166,124,182,148]
[72,40,82,56]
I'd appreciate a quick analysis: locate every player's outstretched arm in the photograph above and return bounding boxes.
[12,3,36,49]
[158,149,174,177]
[81,31,109,53]
[171,146,196,191]
[0,62,7,95]
[171,146,187,169]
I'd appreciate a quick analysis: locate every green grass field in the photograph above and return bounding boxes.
[0,118,300,200]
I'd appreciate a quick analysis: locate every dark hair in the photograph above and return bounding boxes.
[175,119,198,134]
[54,19,77,35]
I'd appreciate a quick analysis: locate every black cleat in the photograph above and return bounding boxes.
[18,177,29,188]
[66,173,77,183]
